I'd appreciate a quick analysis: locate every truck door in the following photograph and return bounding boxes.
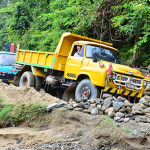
[64,45,84,80]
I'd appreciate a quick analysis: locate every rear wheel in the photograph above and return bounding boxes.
[75,79,99,100]
[34,75,42,91]
[19,71,34,87]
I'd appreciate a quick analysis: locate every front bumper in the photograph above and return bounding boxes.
[103,86,145,98]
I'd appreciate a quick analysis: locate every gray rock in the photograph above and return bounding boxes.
[118,118,124,122]
[46,102,65,111]
[132,103,144,115]
[126,107,132,114]
[75,99,81,103]
[67,101,76,107]
[145,96,150,102]
[102,99,112,111]
[145,91,150,96]
[135,115,147,123]
[90,104,96,108]
[147,117,150,123]
[145,113,150,118]
[103,93,112,99]
[124,118,130,123]
[73,108,83,111]
[113,101,124,111]
[143,107,150,113]
[88,99,95,104]
[98,111,103,115]
[88,107,93,110]
[113,96,117,101]
[115,112,125,118]
[73,103,80,108]
[65,106,74,110]
[83,104,89,109]
[114,116,121,121]
[124,100,133,107]
[106,107,115,118]
[139,97,149,106]
[119,108,126,113]
[117,96,127,102]
[140,103,148,109]
[84,101,90,106]
[82,109,91,114]
[94,98,100,104]
[91,107,98,115]
[97,104,102,111]
[80,102,89,109]
[104,96,114,101]
[125,114,133,118]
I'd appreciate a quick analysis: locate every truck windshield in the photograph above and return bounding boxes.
[0,54,15,66]
[86,45,120,64]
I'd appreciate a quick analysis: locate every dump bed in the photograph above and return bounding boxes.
[15,32,112,71]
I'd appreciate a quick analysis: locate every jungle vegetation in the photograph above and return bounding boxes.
[0,0,150,67]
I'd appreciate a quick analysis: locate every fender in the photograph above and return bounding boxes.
[77,67,108,87]
[31,66,46,77]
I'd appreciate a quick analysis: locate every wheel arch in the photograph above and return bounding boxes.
[13,65,31,86]
[76,73,91,82]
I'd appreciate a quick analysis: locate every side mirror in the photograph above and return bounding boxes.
[93,52,98,62]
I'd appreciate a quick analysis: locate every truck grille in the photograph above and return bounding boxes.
[113,74,142,89]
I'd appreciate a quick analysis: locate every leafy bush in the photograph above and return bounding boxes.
[0,103,47,127]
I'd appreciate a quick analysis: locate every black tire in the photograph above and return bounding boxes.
[75,79,99,100]
[19,71,34,87]
[34,75,41,91]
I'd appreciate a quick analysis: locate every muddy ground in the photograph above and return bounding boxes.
[0,82,150,150]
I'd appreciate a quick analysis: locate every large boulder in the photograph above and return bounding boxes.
[139,97,149,106]
[103,93,112,99]
[145,96,150,102]
[46,102,65,111]
[132,103,144,115]
[124,100,133,107]
[102,99,112,111]
[113,101,124,111]
[115,112,125,118]
[91,107,98,115]
[135,115,147,123]
[117,96,127,102]
[105,107,115,118]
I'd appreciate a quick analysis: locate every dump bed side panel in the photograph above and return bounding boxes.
[15,50,55,69]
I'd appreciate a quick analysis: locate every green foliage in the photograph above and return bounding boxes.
[0,0,149,66]
[0,103,47,127]
[112,0,150,65]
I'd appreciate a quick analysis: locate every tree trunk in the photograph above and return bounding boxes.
[133,33,139,68]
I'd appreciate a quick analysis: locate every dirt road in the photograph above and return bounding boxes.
[0,82,150,150]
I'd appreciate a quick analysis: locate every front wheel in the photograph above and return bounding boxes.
[75,79,99,100]
[19,71,35,87]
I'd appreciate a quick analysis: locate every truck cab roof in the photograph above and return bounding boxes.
[73,41,119,53]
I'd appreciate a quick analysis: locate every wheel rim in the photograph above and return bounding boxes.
[80,85,91,99]
[22,77,28,86]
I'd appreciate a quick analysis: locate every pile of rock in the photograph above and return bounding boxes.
[64,84,150,123]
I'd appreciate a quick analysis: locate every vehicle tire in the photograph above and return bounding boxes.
[34,75,41,91]
[19,71,34,87]
[75,79,99,100]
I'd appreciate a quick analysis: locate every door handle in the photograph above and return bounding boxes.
[68,58,71,61]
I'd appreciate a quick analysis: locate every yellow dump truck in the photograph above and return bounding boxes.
[14,32,150,102]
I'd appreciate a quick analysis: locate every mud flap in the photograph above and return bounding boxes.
[62,82,78,102]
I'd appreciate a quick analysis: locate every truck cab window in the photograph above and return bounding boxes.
[86,45,120,64]
[72,45,84,57]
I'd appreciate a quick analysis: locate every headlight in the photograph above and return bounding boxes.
[112,74,116,79]
[143,81,148,86]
